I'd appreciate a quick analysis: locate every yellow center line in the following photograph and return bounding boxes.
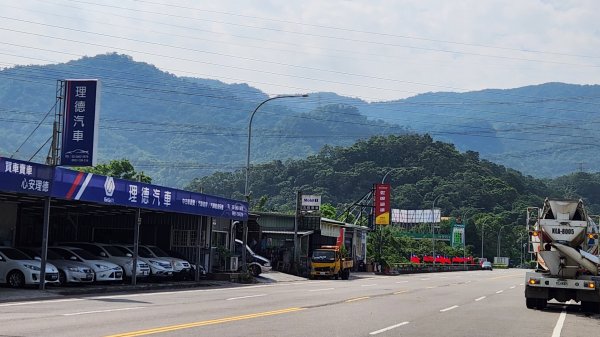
[104,307,305,337]
[394,290,408,295]
[345,296,370,303]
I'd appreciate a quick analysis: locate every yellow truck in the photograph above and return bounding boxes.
[309,245,353,280]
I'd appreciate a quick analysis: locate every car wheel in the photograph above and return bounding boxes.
[249,265,261,277]
[8,270,25,288]
[58,270,67,286]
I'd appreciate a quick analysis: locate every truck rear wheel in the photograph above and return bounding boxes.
[526,297,536,309]
[581,301,600,314]
[341,269,350,280]
[536,299,547,310]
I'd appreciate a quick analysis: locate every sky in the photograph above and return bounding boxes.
[1,0,600,102]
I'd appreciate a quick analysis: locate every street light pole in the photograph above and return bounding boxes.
[480,219,490,259]
[497,224,508,259]
[244,94,308,272]
[431,194,442,266]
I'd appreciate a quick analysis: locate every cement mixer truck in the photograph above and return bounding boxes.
[525,199,600,312]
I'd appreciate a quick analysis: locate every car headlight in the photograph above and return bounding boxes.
[95,264,110,271]
[68,266,85,272]
[23,264,41,271]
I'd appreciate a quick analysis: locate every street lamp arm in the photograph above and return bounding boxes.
[244,94,308,199]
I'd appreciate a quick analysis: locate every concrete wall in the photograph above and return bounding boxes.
[0,202,17,246]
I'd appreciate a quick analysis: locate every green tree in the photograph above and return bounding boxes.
[320,203,337,219]
[78,159,152,183]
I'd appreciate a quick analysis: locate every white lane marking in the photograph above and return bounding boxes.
[552,300,571,337]
[426,286,437,289]
[440,305,459,312]
[475,296,486,301]
[519,283,524,286]
[0,284,282,308]
[510,286,516,289]
[420,278,430,281]
[361,284,377,287]
[465,280,472,284]
[62,306,144,316]
[395,281,408,284]
[440,276,448,279]
[226,294,267,301]
[0,298,84,307]
[309,288,335,292]
[496,290,504,294]
[369,321,410,335]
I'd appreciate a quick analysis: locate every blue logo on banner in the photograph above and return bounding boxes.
[61,80,100,167]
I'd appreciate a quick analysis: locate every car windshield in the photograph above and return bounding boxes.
[21,249,62,260]
[312,250,335,262]
[129,246,153,258]
[148,246,169,257]
[71,248,99,260]
[0,248,32,260]
[104,245,129,257]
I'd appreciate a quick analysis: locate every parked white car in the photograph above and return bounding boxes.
[0,246,59,288]
[144,245,205,279]
[112,245,174,278]
[61,242,150,279]
[20,247,94,286]
[50,247,123,282]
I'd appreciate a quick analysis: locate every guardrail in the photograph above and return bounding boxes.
[378,263,481,275]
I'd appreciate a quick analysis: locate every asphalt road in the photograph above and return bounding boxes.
[1,269,598,337]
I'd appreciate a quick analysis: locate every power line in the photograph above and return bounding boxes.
[130,0,600,61]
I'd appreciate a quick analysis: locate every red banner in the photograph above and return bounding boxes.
[336,227,345,247]
[374,184,391,225]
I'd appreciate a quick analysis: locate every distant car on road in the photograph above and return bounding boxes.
[482,261,493,271]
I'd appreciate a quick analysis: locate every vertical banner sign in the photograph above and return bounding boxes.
[61,79,100,167]
[452,225,465,248]
[336,227,345,247]
[374,184,391,225]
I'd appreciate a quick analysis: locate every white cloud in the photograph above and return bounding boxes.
[1,0,599,101]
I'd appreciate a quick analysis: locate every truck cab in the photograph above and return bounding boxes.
[309,245,352,280]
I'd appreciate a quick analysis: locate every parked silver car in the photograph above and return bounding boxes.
[20,247,94,286]
[61,242,150,279]
[111,245,174,278]
[50,247,123,282]
[142,245,202,279]
[0,246,59,288]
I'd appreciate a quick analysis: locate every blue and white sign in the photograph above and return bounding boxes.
[51,168,248,220]
[0,157,53,196]
[61,79,100,167]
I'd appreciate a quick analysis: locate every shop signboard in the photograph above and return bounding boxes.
[374,183,390,225]
[60,79,100,167]
[51,167,248,220]
[0,157,53,196]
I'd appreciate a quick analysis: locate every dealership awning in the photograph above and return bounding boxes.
[262,230,314,236]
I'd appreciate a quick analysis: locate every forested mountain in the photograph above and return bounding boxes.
[0,54,404,187]
[2,53,600,188]
[188,134,600,262]
[188,134,551,213]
